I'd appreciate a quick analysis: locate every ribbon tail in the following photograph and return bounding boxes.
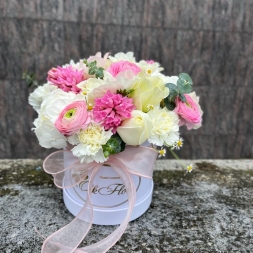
[41,166,100,253]
[75,166,136,253]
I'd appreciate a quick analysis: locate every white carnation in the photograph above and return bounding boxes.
[148,107,180,146]
[34,120,67,149]
[72,122,113,163]
[28,83,57,112]
[109,52,136,63]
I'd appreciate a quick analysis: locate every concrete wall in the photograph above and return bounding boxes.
[0,0,252,159]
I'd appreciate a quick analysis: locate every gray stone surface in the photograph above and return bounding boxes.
[1,159,253,252]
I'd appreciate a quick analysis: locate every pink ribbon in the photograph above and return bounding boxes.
[41,145,158,253]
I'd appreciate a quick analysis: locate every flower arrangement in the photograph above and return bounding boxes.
[28,52,203,170]
[28,52,203,252]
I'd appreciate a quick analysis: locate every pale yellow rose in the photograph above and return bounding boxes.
[117,110,152,145]
[129,76,169,112]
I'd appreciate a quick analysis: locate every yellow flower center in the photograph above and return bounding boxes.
[87,103,93,110]
[159,149,165,156]
[147,69,152,75]
[177,140,182,147]
[187,165,193,172]
[64,108,76,119]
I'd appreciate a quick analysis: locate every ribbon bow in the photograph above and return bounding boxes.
[41,145,158,253]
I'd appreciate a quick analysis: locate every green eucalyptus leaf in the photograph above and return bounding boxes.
[166,83,179,92]
[164,97,176,110]
[178,73,193,85]
[179,93,187,102]
[177,79,192,94]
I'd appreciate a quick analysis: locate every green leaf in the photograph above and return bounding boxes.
[178,73,193,85]
[22,71,39,88]
[165,83,179,103]
[102,134,125,158]
[177,79,192,94]
[117,88,135,97]
[83,60,104,79]
[164,97,176,110]
[165,83,179,92]
[179,93,187,102]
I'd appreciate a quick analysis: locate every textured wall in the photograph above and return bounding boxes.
[0,0,252,159]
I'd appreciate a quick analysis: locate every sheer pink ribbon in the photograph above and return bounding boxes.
[41,145,158,253]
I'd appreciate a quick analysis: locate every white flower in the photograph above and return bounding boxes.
[77,78,105,96]
[65,59,87,71]
[164,76,179,84]
[34,120,67,149]
[187,164,193,173]
[148,107,180,146]
[172,138,184,150]
[158,148,166,158]
[137,60,164,78]
[72,122,113,163]
[109,52,136,63]
[40,89,85,123]
[28,83,57,112]
[87,70,136,104]
[117,110,153,145]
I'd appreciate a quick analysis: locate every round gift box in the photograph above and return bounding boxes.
[62,151,154,225]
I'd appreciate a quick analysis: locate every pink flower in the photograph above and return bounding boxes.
[107,60,141,77]
[146,60,155,64]
[55,101,91,136]
[174,92,203,130]
[47,66,84,93]
[93,90,135,133]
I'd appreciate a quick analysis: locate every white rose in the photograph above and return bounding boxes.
[117,110,152,145]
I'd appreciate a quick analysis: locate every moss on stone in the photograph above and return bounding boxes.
[0,160,53,187]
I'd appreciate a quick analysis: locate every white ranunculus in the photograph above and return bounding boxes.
[40,89,85,123]
[147,107,180,146]
[28,83,57,112]
[117,110,152,145]
[34,120,67,149]
[72,122,113,163]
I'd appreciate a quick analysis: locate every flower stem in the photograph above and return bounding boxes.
[169,148,187,169]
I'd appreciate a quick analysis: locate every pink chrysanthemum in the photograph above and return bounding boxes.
[47,66,84,93]
[93,90,135,133]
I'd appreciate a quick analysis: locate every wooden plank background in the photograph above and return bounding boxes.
[0,0,252,159]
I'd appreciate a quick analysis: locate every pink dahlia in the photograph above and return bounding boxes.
[93,90,135,133]
[47,66,84,93]
[107,60,141,77]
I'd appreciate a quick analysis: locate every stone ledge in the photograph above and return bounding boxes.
[0,159,253,252]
